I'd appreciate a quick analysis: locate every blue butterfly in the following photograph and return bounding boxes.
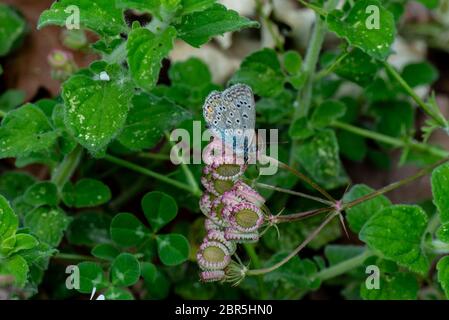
[203,84,257,161]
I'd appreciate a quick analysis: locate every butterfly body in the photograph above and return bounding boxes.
[203,84,257,160]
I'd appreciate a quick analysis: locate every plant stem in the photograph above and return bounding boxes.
[333,120,449,159]
[243,244,269,299]
[104,41,127,65]
[54,253,97,261]
[137,152,171,161]
[51,144,83,189]
[104,154,202,197]
[383,61,447,127]
[313,249,374,281]
[255,182,334,206]
[247,212,338,276]
[165,132,201,197]
[344,157,449,209]
[276,206,333,223]
[315,51,350,80]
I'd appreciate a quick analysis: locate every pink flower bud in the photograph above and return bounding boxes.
[223,202,264,233]
[207,230,236,255]
[224,228,260,243]
[200,270,225,282]
[197,240,231,270]
[233,181,265,207]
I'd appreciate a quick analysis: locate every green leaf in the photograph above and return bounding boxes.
[437,223,449,243]
[294,129,349,189]
[23,182,58,207]
[91,244,120,261]
[175,3,258,47]
[334,49,381,86]
[431,163,449,223]
[0,4,26,57]
[437,255,449,299]
[110,213,148,247]
[401,62,438,88]
[62,62,133,153]
[311,100,346,128]
[360,272,419,300]
[110,253,141,287]
[0,104,58,159]
[282,50,302,74]
[127,26,176,92]
[67,212,111,246]
[343,184,392,233]
[0,90,26,113]
[116,0,159,13]
[289,117,315,140]
[142,191,178,233]
[77,262,107,294]
[1,233,39,256]
[327,0,396,60]
[371,100,414,141]
[359,205,430,275]
[62,179,111,208]
[0,195,18,241]
[24,207,71,247]
[117,93,191,151]
[156,233,189,266]
[38,0,126,37]
[181,0,217,15]
[141,262,170,299]
[104,287,134,300]
[337,130,367,162]
[230,48,285,97]
[0,255,29,287]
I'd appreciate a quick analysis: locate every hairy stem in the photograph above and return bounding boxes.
[104,154,202,197]
[247,212,338,276]
[383,62,447,127]
[51,144,83,189]
[255,182,334,206]
[313,249,374,281]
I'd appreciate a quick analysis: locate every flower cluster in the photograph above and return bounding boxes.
[197,139,266,282]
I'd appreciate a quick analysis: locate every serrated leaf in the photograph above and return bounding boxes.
[0,255,29,287]
[334,48,381,86]
[176,3,259,47]
[23,182,58,207]
[110,253,140,287]
[62,179,111,208]
[127,26,176,91]
[24,206,71,247]
[311,100,346,128]
[431,163,449,223]
[0,104,58,159]
[110,213,148,247]
[343,184,392,233]
[38,0,127,37]
[156,233,189,266]
[117,93,191,151]
[67,212,111,246]
[437,255,449,299]
[230,48,285,97]
[116,0,159,13]
[142,191,177,233]
[62,62,133,153]
[294,129,349,189]
[371,100,414,141]
[181,0,216,15]
[77,262,107,294]
[91,244,120,261]
[359,205,430,275]
[0,195,18,241]
[2,234,39,256]
[0,4,26,57]
[327,0,396,60]
[360,272,419,300]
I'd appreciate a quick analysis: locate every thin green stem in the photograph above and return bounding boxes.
[255,0,284,52]
[165,132,201,197]
[297,0,327,17]
[383,61,447,127]
[137,152,171,161]
[104,41,127,65]
[54,253,97,262]
[333,120,449,159]
[315,51,350,80]
[243,244,268,299]
[255,182,333,206]
[276,206,333,223]
[104,154,202,197]
[247,212,338,276]
[313,249,374,281]
[51,144,83,189]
